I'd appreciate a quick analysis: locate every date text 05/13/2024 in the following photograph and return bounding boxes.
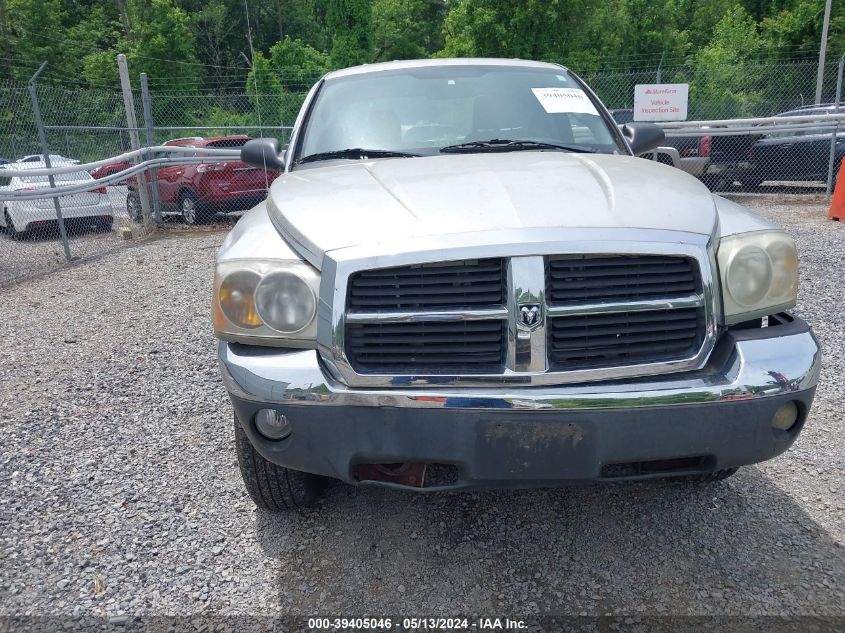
[306,617,528,630]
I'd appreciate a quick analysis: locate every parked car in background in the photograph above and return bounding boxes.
[744,104,844,188]
[126,136,281,225]
[0,161,114,238]
[18,153,80,165]
[90,159,131,182]
[610,109,758,190]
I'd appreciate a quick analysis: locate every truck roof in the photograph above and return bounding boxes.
[324,58,567,81]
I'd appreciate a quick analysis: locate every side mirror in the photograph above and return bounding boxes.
[241,138,286,171]
[619,122,665,155]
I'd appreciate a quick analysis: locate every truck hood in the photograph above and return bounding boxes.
[268,152,717,267]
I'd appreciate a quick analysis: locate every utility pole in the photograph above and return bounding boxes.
[29,62,72,262]
[117,53,152,225]
[816,0,833,104]
[140,73,162,223]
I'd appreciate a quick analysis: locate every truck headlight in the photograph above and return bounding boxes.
[717,231,798,324]
[213,259,319,347]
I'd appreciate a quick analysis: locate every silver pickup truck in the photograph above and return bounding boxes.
[213,59,820,511]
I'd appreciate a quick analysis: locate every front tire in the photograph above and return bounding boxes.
[234,415,327,511]
[180,191,203,225]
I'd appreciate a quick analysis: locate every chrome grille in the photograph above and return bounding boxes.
[347,321,506,373]
[547,255,698,302]
[345,259,507,373]
[333,239,715,386]
[348,258,505,310]
[546,255,703,369]
[548,308,702,369]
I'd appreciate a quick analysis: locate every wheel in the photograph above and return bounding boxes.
[126,192,143,224]
[4,209,21,240]
[233,414,327,511]
[681,468,738,483]
[180,191,204,225]
[96,217,114,232]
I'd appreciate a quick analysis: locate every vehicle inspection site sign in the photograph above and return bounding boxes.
[633,83,689,121]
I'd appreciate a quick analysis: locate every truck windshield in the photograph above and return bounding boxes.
[298,65,624,162]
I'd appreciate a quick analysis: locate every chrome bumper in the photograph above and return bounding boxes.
[218,316,820,487]
[219,321,820,412]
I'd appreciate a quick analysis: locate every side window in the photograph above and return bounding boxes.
[0,176,11,187]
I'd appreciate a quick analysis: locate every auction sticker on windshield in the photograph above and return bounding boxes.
[531,87,599,115]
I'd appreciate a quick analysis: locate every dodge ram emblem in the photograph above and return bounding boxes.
[519,304,541,329]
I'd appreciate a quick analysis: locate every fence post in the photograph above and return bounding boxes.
[826,53,845,196]
[140,73,162,223]
[116,53,153,226]
[28,61,72,262]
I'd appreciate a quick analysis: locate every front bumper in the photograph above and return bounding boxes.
[219,316,820,490]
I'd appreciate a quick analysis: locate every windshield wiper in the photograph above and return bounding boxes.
[297,148,421,164]
[440,139,597,154]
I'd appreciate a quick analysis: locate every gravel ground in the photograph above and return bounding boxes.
[0,192,843,623]
[0,186,238,287]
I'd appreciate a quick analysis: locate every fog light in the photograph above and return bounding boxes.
[771,401,799,431]
[255,409,291,440]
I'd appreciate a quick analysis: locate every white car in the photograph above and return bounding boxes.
[18,154,81,165]
[0,162,114,238]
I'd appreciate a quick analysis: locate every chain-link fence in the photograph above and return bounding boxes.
[0,75,303,286]
[583,58,833,119]
[0,58,842,286]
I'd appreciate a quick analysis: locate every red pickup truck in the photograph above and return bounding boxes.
[124,136,280,224]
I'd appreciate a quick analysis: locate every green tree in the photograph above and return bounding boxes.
[5,0,67,80]
[267,37,330,120]
[127,0,202,88]
[325,0,372,66]
[371,0,446,61]
[689,5,765,118]
[267,36,329,92]
[761,1,845,55]
[245,51,284,123]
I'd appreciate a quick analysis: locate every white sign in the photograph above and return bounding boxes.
[633,83,689,121]
[532,87,599,115]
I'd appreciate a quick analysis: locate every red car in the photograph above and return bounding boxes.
[90,160,131,181]
[126,136,281,224]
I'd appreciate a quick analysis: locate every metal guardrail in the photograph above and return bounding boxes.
[658,113,845,136]
[0,145,240,176]
[0,147,244,200]
[659,113,845,129]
